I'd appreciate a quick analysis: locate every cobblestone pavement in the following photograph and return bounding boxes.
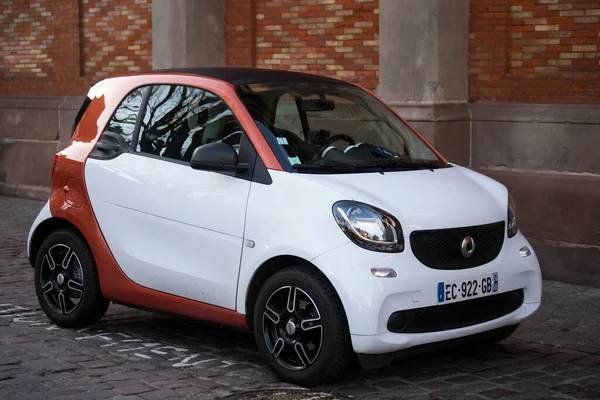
[0,195,599,400]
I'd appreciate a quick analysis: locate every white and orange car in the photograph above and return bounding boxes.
[27,68,542,385]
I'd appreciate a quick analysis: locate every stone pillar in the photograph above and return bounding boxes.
[152,0,225,69]
[377,0,470,165]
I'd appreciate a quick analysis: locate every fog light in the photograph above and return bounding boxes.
[371,268,397,278]
[387,311,407,332]
[520,246,531,258]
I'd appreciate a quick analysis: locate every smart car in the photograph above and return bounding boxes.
[27,67,542,385]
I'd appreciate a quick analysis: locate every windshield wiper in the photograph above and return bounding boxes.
[292,159,443,173]
[367,158,443,170]
[292,161,365,172]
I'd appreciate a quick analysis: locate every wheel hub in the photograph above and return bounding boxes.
[56,273,65,286]
[285,319,297,336]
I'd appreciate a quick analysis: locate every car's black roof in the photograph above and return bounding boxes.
[150,67,351,86]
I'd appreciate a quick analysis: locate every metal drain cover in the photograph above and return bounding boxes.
[222,389,351,400]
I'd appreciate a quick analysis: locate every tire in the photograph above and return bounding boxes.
[34,229,109,328]
[253,266,351,386]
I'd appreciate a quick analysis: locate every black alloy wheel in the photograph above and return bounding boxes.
[34,229,109,328]
[253,266,351,386]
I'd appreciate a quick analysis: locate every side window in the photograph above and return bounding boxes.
[105,87,146,146]
[137,85,244,162]
[274,93,303,138]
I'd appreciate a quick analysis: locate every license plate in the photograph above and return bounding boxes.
[437,273,498,304]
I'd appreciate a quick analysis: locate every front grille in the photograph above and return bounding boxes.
[410,221,505,270]
[387,289,524,333]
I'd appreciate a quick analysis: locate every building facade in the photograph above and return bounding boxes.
[1,0,599,285]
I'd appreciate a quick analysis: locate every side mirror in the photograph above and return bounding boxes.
[190,142,248,172]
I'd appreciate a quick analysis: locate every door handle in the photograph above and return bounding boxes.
[90,131,131,160]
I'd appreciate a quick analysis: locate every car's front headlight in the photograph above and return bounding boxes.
[332,201,404,253]
[508,193,518,238]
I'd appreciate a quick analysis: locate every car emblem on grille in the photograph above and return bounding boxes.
[461,236,476,258]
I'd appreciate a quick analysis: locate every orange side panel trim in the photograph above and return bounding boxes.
[49,75,254,329]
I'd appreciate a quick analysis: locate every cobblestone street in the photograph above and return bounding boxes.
[0,195,599,399]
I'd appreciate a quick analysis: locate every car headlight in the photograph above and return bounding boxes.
[508,193,518,238]
[332,201,404,253]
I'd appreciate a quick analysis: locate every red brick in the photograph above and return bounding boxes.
[1,0,152,95]
[470,0,600,103]
[225,0,379,91]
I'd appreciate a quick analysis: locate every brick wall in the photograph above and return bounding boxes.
[225,0,380,92]
[0,0,54,79]
[81,0,152,78]
[470,0,600,104]
[0,0,152,96]
[225,0,256,68]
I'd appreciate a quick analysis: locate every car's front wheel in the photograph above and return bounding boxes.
[34,229,109,328]
[253,266,351,386]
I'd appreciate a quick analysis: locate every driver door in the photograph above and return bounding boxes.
[84,84,250,310]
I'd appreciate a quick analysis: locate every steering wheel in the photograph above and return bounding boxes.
[312,134,356,160]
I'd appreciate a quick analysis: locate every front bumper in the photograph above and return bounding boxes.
[312,231,542,355]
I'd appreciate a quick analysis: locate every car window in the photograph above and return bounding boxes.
[105,87,146,146]
[274,93,303,139]
[136,85,244,162]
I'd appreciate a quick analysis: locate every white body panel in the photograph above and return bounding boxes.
[237,170,351,312]
[85,153,250,309]
[27,201,52,259]
[238,166,542,354]
[312,232,541,352]
[76,150,542,355]
[299,165,508,234]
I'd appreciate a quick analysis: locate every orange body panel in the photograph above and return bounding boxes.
[48,73,286,329]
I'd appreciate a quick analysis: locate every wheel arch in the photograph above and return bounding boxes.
[244,255,348,330]
[29,217,85,267]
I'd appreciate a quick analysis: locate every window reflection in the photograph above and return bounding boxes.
[137,85,244,162]
[106,87,145,145]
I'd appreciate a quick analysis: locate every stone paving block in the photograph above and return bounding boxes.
[139,389,184,399]
[113,384,154,395]
[480,388,519,398]
[80,390,117,399]
[569,390,600,400]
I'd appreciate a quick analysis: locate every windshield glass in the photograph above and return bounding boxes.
[236,82,445,173]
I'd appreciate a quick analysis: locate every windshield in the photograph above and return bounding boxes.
[236,82,445,173]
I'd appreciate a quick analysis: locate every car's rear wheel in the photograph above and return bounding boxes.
[34,229,109,328]
[253,266,351,386]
